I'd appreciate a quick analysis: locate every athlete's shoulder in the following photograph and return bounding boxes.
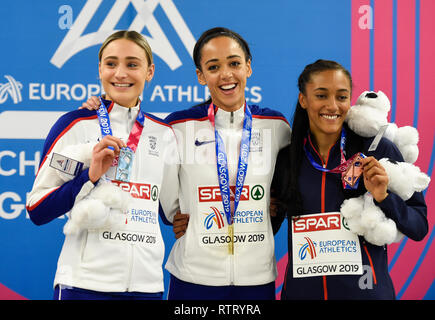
[40,108,98,162]
[48,108,98,141]
[165,103,209,125]
[249,105,289,125]
[143,111,172,129]
[56,108,98,127]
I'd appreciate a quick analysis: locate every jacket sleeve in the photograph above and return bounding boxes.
[270,145,291,234]
[374,191,428,241]
[26,113,96,226]
[270,118,291,234]
[370,138,428,241]
[274,115,292,152]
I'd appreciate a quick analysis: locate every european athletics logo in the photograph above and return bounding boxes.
[0,75,22,104]
[298,237,317,260]
[51,0,195,71]
[204,206,225,230]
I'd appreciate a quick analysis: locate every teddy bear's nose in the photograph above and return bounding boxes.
[365,92,378,98]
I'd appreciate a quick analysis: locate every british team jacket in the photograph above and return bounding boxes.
[26,99,179,293]
[161,103,291,286]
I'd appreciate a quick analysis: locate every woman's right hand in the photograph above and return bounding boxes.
[270,196,279,217]
[79,96,101,110]
[173,210,189,239]
[88,135,126,183]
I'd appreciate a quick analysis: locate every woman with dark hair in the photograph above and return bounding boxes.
[80,27,290,300]
[274,59,428,300]
[163,27,291,300]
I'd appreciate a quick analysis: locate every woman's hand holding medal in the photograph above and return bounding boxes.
[361,156,389,203]
[89,135,126,183]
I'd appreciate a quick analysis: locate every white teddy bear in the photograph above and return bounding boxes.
[51,142,132,235]
[345,90,419,163]
[341,158,430,246]
[340,91,430,246]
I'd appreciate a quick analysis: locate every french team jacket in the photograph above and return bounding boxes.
[275,128,428,300]
[161,103,291,286]
[26,99,179,293]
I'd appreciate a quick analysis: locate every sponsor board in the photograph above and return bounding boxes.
[292,213,363,278]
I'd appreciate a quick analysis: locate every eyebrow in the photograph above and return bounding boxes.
[314,87,350,92]
[204,54,243,65]
[227,54,242,60]
[103,56,142,61]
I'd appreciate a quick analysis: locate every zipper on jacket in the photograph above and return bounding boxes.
[321,167,328,300]
[308,137,331,214]
[229,220,235,285]
[127,108,132,130]
[125,244,134,291]
[226,110,235,285]
[308,136,332,300]
[229,251,235,285]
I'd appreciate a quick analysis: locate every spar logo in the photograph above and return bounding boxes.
[293,213,341,233]
[111,180,158,200]
[51,0,195,70]
[203,206,225,230]
[298,237,317,260]
[198,185,250,202]
[0,75,23,104]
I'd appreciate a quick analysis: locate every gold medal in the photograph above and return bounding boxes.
[228,224,234,255]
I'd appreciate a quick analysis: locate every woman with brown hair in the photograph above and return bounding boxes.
[26,30,179,300]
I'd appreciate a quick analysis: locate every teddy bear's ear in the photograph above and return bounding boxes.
[378,91,391,111]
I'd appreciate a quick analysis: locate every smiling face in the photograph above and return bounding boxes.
[299,69,351,143]
[99,38,154,108]
[196,36,252,112]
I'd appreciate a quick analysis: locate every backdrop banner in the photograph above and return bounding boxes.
[0,0,433,300]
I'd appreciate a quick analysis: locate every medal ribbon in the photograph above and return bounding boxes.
[97,97,145,152]
[125,109,145,153]
[303,127,347,173]
[208,102,252,226]
[303,127,365,189]
[96,97,114,150]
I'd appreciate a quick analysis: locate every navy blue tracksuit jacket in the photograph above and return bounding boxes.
[274,129,428,300]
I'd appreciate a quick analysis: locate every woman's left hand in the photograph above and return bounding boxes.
[173,210,189,239]
[361,156,389,202]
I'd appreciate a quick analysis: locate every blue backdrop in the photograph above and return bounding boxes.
[0,0,433,300]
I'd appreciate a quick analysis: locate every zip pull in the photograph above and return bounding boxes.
[127,108,133,130]
[230,111,234,125]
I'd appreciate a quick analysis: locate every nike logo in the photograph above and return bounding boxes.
[195,138,215,146]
